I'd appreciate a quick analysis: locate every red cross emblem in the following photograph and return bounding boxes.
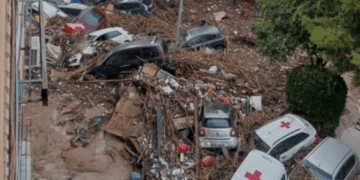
[281,121,291,129]
[245,170,262,180]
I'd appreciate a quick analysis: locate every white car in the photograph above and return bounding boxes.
[289,137,359,180]
[68,27,133,67]
[231,150,288,180]
[254,113,317,164]
[28,1,68,19]
[87,27,133,44]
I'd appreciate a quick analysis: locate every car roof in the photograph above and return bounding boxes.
[113,36,159,50]
[89,27,127,37]
[119,0,142,3]
[304,137,354,176]
[58,3,89,9]
[203,103,231,119]
[186,26,220,37]
[231,150,286,180]
[255,114,313,147]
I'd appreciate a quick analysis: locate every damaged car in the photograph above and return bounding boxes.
[87,27,133,44]
[114,0,156,16]
[89,36,174,79]
[199,103,240,150]
[58,3,89,18]
[179,26,228,51]
[254,113,317,164]
[28,1,69,19]
[68,27,133,67]
[73,6,108,34]
[289,137,359,180]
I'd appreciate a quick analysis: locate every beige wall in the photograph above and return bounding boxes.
[0,0,12,179]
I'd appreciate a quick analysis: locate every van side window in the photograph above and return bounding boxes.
[335,155,356,179]
[281,174,286,180]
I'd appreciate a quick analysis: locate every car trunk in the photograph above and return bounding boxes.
[203,127,232,139]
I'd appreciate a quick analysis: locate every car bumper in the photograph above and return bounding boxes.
[200,137,239,149]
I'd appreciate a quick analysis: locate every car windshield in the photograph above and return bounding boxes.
[80,8,104,29]
[303,160,333,180]
[205,119,230,128]
[143,0,152,6]
[254,133,271,153]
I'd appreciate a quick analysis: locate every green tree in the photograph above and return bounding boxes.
[251,0,320,62]
[287,65,347,136]
[301,0,360,86]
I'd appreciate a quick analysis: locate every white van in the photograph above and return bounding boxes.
[28,1,68,19]
[231,150,288,180]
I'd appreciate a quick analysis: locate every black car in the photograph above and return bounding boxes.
[114,0,156,16]
[89,36,174,79]
[179,26,228,51]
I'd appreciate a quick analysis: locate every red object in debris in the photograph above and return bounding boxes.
[73,6,108,34]
[245,170,262,180]
[244,2,250,9]
[316,135,321,143]
[201,156,213,167]
[281,121,291,129]
[64,23,86,37]
[208,88,215,95]
[178,144,190,153]
[220,97,232,105]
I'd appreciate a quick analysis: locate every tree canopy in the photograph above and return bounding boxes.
[252,0,360,86]
[287,65,347,136]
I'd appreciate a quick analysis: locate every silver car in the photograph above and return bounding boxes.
[199,103,239,149]
[289,137,359,180]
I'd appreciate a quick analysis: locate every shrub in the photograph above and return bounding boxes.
[287,65,347,136]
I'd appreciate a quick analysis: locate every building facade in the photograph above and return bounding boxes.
[0,0,12,179]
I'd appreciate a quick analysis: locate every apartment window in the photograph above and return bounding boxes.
[6,14,10,23]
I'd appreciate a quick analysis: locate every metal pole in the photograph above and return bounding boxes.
[194,98,200,177]
[175,0,184,48]
[38,0,48,105]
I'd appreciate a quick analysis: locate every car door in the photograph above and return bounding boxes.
[269,133,309,163]
[141,47,161,66]
[102,51,125,78]
[107,31,124,43]
[202,34,217,48]
[280,133,310,162]
[186,36,203,50]
[122,48,142,70]
[335,155,357,180]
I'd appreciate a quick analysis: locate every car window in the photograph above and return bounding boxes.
[281,174,285,180]
[254,133,271,153]
[96,34,108,41]
[59,8,82,17]
[80,8,104,29]
[187,36,202,46]
[141,47,159,58]
[115,4,127,10]
[105,51,125,66]
[291,133,309,147]
[270,133,309,158]
[335,155,356,180]
[108,31,122,39]
[125,48,142,61]
[143,0,152,6]
[29,8,39,14]
[129,3,141,9]
[204,119,230,128]
[202,34,217,42]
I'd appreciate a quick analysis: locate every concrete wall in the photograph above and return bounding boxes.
[0,0,12,179]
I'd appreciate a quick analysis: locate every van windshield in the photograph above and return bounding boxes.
[303,160,333,180]
[254,133,270,153]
